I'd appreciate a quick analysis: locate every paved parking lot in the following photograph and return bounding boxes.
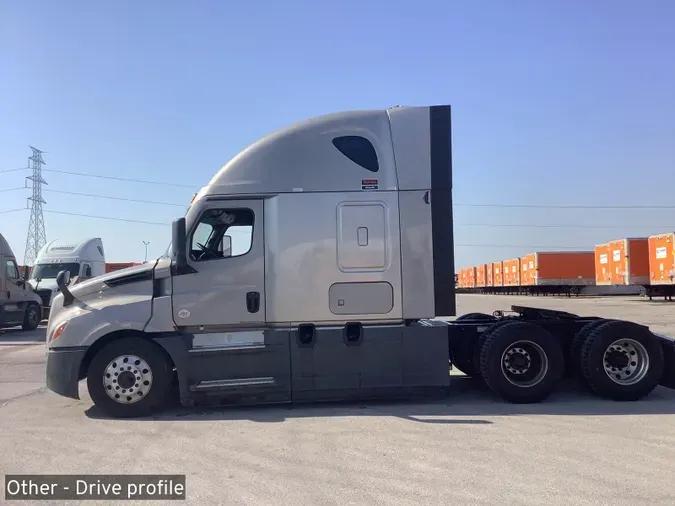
[2,295,675,505]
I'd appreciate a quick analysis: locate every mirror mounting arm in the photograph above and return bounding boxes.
[56,270,75,307]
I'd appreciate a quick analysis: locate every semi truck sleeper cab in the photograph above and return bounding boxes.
[44,105,675,418]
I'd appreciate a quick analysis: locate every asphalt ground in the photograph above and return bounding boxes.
[2,294,675,505]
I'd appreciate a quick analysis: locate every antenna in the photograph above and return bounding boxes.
[24,146,48,266]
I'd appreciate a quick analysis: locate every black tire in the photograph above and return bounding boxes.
[87,337,175,418]
[470,319,518,378]
[456,313,497,321]
[21,303,40,331]
[479,321,565,403]
[580,320,664,401]
[568,319,611,379]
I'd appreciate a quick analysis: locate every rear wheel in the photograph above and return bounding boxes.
[568,319,611,379]
[21,303,40,331]
[87,337,175,418]
[479,321,565,403]
[580,320,664,401]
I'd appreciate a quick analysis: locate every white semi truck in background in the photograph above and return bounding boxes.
[0,233,42,331]
[44,104,675,418]
[28,237,105,319]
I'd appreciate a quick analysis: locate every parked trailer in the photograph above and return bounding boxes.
[44,104,675,418]
[647,233,675,301]
[476,264,487,289]
[502,258,521,293]
[594,243,611,286]
[518,251,595,297]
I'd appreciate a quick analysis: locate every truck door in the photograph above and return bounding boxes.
[2,258,26,324]
[171,200,290,400]
[171,199,266,328]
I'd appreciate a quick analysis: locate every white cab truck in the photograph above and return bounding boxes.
[44,105,675,418]
[29,238,105,319]
[0,233,42,331]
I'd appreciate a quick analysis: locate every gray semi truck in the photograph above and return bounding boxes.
[44,104,675,418]
[0,233,42,331]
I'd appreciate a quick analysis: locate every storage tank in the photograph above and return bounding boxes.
[649,233,675,285]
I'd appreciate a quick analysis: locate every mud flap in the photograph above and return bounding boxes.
[656,334,675,390]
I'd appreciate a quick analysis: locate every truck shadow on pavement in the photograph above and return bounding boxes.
[83,377,675,424]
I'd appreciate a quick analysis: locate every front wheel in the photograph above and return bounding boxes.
[87,337,175,418]
[22,303,40,331]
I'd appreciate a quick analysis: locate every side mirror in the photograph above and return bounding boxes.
[85,265,92,277]
[172,217,188,270]
[221,235,232,257]
[56,270,75,306]
[56,270,71,287]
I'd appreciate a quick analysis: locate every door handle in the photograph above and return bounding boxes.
[6,291,10,299]
[246,292,260,313]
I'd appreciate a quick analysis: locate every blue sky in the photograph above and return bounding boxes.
[1,0,674,267]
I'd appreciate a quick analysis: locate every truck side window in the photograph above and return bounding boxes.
[190,208,254,262]
[332,135,379,173]
[6,260,19,280]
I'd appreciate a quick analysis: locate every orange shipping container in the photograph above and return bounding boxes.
[458,267,468,288]
[486,263,494,287]
[649,233,675,285]
[493,261,504,287]
[520,251,595,286]
[594,243,611,285]
[520,254,535,286]
[476,264,487,288]
[503,258,521,286]
[466,266,477,288]
[105,262,143,273]
[607,238,649,286]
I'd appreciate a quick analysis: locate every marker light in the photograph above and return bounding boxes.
[49,321,69,343]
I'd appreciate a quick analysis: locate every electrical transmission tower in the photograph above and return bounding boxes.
[24,146,48,266]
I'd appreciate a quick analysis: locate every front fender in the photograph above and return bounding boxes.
[49,296,153,348]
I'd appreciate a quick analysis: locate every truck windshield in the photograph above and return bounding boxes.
[31,262,80,280]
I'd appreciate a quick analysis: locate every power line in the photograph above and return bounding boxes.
[454,203,675,210]
[6,205,673,230]
[42,189,186,207]
[0,187,26,192]
[44,210,172,226]
[0,208,26,214]
[0,167,29,174]
[42,168,199,189]
[460,223,675,229]
[5,166,675,209]
[455,244,592,249]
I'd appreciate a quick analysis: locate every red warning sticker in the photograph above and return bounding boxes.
[361,179,379,190]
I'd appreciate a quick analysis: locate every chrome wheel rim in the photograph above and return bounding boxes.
[103,355,153,404]
[603,338,649,386]
[500,340,549,388]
